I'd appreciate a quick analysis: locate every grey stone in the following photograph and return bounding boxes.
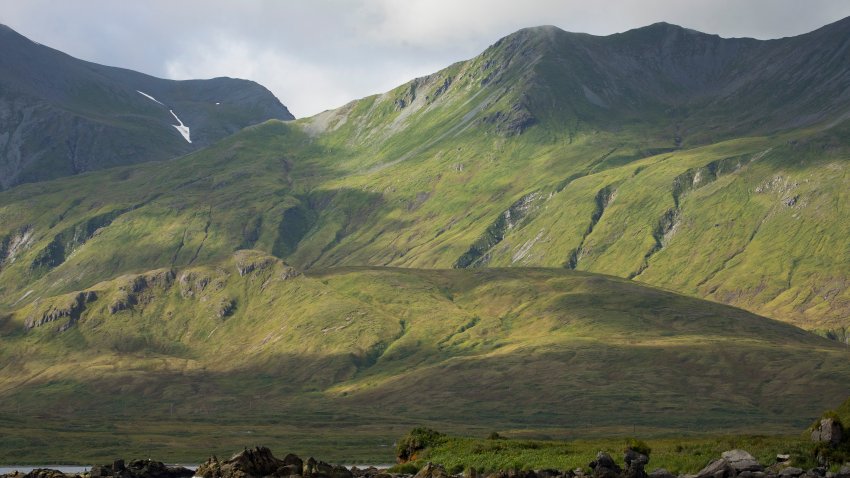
[811,419,843,447]
[648,469,676,478]
[722,450,764,472]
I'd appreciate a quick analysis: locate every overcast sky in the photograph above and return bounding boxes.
[2,0,850,117]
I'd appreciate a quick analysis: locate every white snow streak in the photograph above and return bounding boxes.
[169,110,192,143]
[136,90,164,106]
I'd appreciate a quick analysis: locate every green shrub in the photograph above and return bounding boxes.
[396,427,447,462]
[625,438,652,457]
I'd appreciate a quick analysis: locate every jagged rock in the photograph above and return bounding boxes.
[722,450,764,472]
[590,452,622,478]
[25,290,97,329]
[811,419,843,446]
[779,469,804,478]
[837,466,850,478]
[196,447,287,478]
[414,463,449,478]
[624,449,650,478]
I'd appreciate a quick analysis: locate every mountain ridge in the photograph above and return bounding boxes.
[0,24,293,189]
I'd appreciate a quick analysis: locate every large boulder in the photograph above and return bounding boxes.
[590,452,622,478]
[695,459,734,478]
[624,449,650,478]
[811,419,843,447]
[721,451,764,473]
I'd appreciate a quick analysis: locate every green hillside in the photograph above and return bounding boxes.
[2,258,849,463]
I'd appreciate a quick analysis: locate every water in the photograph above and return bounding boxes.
[0,466,91,475]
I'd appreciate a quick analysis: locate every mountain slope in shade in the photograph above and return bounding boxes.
[0,24,294,189]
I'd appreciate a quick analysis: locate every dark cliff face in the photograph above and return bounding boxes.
[0,24,294,189]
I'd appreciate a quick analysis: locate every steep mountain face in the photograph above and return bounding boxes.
[1,18,850,462]
[0,24,293,188]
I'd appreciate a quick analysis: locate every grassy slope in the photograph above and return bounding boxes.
[1,258,849,463]
[421,434,816,474]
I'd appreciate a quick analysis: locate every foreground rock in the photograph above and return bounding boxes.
[196,447,352,478]
[91,459,193,478]
[811,418,843,447]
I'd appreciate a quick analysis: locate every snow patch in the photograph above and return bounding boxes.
[137,90,164,106]
[169,110,192,143]
[215,102,221,105]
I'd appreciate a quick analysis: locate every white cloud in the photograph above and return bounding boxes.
[163,36,445,117]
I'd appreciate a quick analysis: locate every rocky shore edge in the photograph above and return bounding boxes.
[2,444,849,478]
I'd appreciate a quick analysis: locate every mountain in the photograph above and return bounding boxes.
[1,18,850,462]
[0,24,294,189]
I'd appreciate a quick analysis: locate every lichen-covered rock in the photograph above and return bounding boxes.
[811,419,843,446]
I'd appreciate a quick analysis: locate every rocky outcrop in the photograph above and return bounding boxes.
[623,448,650,478]
[24,290,97,330]
[196,447,283,478]
[88,459,193,478]
[194,447,346,478]
[811,418,843,446]
[0,224,34,271]
[454,191,545,268]
[109,270,175,314]
[590,453,622,478]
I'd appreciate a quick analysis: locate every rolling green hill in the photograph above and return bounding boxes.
[1,18,850,463]
[2,259,849,463]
